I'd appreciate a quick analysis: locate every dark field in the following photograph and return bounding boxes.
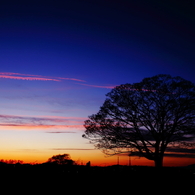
[1,163,194,189]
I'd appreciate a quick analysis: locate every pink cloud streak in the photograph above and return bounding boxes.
[0,75,60,81]
[0,123,83,130]
[80,83,115,89]
[0,114,86,131]
[0,72,85,82]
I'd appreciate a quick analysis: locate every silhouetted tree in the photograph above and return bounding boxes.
[47,154,74,165]
[0,159,23,164]
[83,75,195,167]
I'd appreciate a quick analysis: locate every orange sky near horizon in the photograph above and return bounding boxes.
[1,146,195,167]
[0,119,195,167]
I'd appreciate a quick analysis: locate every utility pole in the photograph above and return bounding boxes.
[117,156,119,165]
[128,152,132,166]
[129,155,131,166]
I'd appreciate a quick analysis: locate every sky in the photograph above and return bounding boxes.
[0,0,195,166]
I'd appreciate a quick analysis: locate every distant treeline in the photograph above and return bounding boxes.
[0,159,194,177]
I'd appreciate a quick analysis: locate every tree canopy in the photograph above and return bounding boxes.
[83,74,195,167]
[47,154,74,165]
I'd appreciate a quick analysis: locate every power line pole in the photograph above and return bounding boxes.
[129,155,131,166]
[117,156,119,165]
[128,152,132,166]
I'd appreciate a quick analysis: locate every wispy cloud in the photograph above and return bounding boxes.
[80,83,115,89]
[0,72,118,91]
[0,114,86,131]
[46,131,76,133]
[0,123,82,130]
[118,147,195,158]
[0,72,85,82]
[50,148,95,150]
[164,147,195,158]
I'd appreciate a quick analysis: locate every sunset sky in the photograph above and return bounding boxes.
[0,0,195,166]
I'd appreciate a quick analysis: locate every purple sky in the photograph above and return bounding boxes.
[0,0,195,165]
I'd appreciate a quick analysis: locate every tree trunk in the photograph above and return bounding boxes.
[154,141,164,168]
[154,156,163,168]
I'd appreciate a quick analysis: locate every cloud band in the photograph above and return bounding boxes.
[0,72,85,82]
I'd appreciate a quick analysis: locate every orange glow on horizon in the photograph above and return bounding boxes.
[1,149,195,167]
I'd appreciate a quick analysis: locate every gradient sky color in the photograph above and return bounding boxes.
[0,0,195,166]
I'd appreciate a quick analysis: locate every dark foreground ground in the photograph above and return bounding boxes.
[0,163,194,192]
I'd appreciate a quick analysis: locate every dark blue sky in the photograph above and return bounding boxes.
[0,0,195,164]
[0,0,194,83]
